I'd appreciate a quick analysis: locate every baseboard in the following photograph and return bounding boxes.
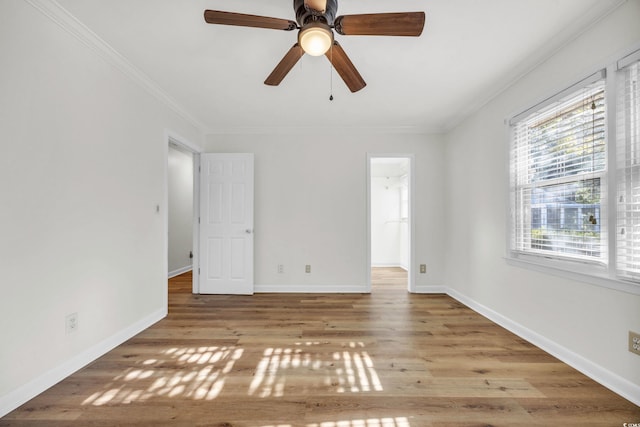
[445,287,640,407]
[255,283,439,294]
[413,285,448,294]
[168,265,192,279]
[0,308,167,418]
[254,284,368,293]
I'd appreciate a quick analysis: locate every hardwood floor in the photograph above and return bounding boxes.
[371,267,407,290]
[2,270,638,426]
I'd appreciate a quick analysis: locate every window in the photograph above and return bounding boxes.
[510,73,607,266]
[508,49,640,290]
[616,53,640,281]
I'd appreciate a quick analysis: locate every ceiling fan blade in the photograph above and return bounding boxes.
[264,44,305,86]
[304,0,327,13]
[325,41,366,93]
[334,12,425,36]
[204,10,297,31]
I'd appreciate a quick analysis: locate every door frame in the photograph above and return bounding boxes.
[366,153,415,293]
[164,130,202,297]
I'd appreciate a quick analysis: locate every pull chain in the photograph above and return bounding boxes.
[591,99,596,174]
[589,98,597,225]
[329,42,334,101]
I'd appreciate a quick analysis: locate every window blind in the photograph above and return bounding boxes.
[616,59,640,280]
[510,78,607,264]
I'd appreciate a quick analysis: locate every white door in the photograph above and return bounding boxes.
[199,153,254,294]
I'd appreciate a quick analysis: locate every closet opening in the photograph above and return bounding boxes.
[367,155,413,292]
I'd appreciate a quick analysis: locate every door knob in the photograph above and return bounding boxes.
[245,229,252,234]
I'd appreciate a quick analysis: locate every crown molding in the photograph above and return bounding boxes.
[24,0,209,134]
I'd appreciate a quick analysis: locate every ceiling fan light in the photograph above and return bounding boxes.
[299,22,333,56]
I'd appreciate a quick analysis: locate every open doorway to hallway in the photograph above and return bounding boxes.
[165,132,201,296]
[369,156,412,292]
[167,142,194,279]
[371,266,409,290]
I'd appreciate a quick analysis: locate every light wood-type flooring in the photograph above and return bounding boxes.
[2,268,638,426]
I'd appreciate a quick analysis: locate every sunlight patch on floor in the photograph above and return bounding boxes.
[260,418,410,427]
[81,341,384,405]
[310,418,410,427]
[249,341,383,398]
[82,346,243,406]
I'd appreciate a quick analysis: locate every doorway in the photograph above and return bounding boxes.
[367,155,413,292]
[168,143,194,278]
[165,132,201,296]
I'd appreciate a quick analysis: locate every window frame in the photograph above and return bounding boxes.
[506,52,640,296]
[512,84,608,266]
[615,50,640,282]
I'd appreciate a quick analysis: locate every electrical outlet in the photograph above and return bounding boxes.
[277,264,284,274]
[629,331,640,356]
[420,264,427,274]
[66,312,78,334]
[305,265,311,273]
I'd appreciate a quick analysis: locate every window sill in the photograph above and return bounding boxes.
[505,253,640,296]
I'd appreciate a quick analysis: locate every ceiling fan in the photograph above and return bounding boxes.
[204,0,425,93]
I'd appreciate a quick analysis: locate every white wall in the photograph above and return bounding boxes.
[205,132,445,291]
[0,1,202,414]
[444,0,640,402]
[168,146,193,276]
[371,176,402,267]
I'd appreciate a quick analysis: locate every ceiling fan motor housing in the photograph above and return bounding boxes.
[294,0,338,26]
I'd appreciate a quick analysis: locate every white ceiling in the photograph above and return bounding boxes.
[55,0,623,134]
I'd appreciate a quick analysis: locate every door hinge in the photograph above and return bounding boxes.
[198,217,201,224]
[198,268,200,275]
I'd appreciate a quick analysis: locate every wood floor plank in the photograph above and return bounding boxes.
[2,268,638,426]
